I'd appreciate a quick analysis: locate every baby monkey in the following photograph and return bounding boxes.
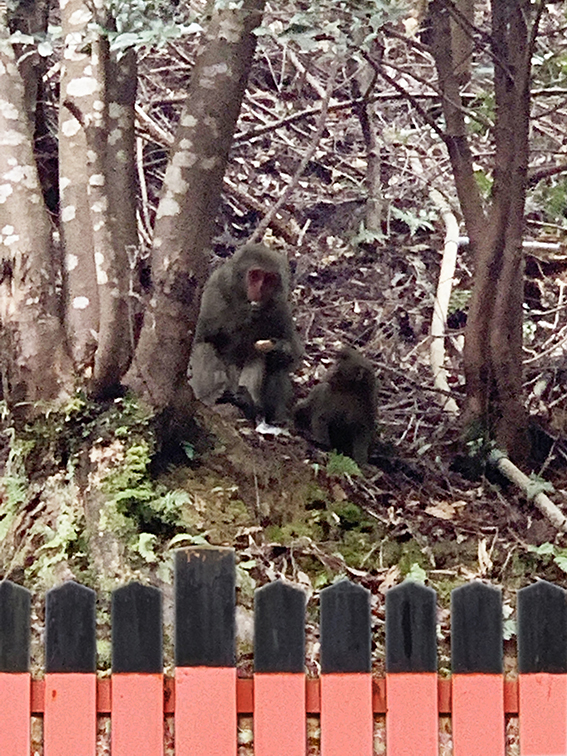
[294,347,377,465]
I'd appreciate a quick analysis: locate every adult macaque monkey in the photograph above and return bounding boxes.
[294,347,377,465]
[189,244,302,424]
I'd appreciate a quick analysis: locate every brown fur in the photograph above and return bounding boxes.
[189,244,302,423]
[294,347,376,464]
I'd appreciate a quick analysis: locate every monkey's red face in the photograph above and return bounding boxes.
[246,267,280,305]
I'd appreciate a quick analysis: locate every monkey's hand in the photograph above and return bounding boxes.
[254,339,276,353]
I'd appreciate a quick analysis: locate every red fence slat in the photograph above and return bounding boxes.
[452,673,505,756]
[44,673,96,756]
[519,673,567,755]
[0,672,30,756]
[320,672,373,756]
[254,672,306,756]
[386,672,438,755]
[112,673,164,756]
[175,666,237,756]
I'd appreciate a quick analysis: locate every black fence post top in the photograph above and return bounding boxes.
[175,546,236,668]
[45,581,97,673]
[518,580,567,673]
[385,580,437,673]
[451,581,502,674]
[254,580,306,673]
[320,579,371,674]
[112,582,163,673]
[0,580,31,673]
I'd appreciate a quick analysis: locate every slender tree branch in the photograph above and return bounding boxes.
[364,54,448,143]
[248,57,339,244]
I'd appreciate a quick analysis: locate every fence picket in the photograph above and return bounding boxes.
[0,581,31,756]
[174,546,237,756]
[112,582,164,756]
[518,580,567,755]
[7,549,567,754]
[254,580,306,756]
[385,581,438,756]
[451,582,504,756]
[44,581,97,756]
[320,579,373,756]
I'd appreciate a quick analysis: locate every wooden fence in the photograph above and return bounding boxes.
[0,546,565,755]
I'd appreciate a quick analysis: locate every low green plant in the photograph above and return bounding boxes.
[326,452,361,476]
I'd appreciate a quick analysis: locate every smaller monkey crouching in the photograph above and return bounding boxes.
[294,347,377,465]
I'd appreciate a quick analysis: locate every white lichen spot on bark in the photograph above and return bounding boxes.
[60,0,71,11]
[164,164,188,193]
[0,100,19,120]
[0,185,14,203]
[180,113,198,129]
[93,100,104,112]
[0,61,6,76]
[69,8,93,25]
[3,234,19,246]
[217,17,242,43]
[108,102,122,120]
[73,296,90,309]
[179,138,193,150]
[63,34,89,61]
[93,220,104,231]
[61,117,81,137]
[108,128,122,146]
[91,197,108,213]
[115,150,127,163]
[86,150,97,163]
[60,176,71,191]
[172,151,197,168]
[7,158,17,166]
[89,174,105,186]
[66,77,98,97]
[154,237,162,248]
[95,252,108,285]
[3,165,38,190]
[1,225,14,235]
[66,253,79,272]
[156,195,181,218]
[62,204,77,222]
[0,131,25,147]
[200,156,218,170]
[201,63,229,90]
[203,116,220,138]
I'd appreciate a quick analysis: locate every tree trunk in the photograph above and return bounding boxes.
[429,0,538,462]
[89,39,137,397]
[60,3,138,396]
[0,22,73,412]
[124,0,267,419]
[463,0,533,459]
[59,0,100,371]
[7,0,49,134]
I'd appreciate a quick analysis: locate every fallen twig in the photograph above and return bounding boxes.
[489,449,567,533]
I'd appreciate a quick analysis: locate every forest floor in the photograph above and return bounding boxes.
[158,219,567,681]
